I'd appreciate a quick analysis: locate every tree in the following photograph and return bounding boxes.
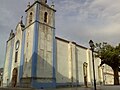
[95,42,120,85]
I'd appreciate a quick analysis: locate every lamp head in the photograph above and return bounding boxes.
[89,40,95,50]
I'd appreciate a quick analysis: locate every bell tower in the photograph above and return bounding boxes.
[21,0,56,88]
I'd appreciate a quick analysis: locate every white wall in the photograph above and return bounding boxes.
[55,39,103,86]
[36,3,55,82]
[88,50,103,85]
[3,38,14,86]
[37,25,53,81]
[23,25,34,78]
[22,4,36,78]
[76,46,88,85]
[56,39,70,83]
[70,43,77,83]
[104,65,114,84]
[10,23,23,83]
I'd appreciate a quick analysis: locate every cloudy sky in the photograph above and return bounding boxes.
[0,0,120,68]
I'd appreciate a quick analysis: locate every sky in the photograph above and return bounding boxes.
[0,0,120,68]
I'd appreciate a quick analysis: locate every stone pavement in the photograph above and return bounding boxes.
[0,87,34,90]
[0,86,120,90]
[100,85,120,90]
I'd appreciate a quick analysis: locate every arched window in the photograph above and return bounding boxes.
[45,0,47,3]
[83,62,88,87]
[44,12,48,23]
[29,12,33,23]
[15,51,18,63]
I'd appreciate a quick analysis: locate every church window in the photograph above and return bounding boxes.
[25,58,27,63]
[29,12,33,23]
[15,51,18,63]
[15,40,20,50]
[27,42,28,47]
[83,62,88,87]
[45,0,47,3]
[83,62,87,77]
[44,12,48,23]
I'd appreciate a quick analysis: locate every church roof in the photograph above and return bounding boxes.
[55,36,88,50]
[25,0,56,12]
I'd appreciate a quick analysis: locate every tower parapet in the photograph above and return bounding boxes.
[35,0,47,3]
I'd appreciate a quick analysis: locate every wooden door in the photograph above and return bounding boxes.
[83,62,88,87]
[11,68,18,87]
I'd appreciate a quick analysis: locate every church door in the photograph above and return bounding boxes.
[83,62,88,87]
[0,81,1,86]
[11,68,18,87]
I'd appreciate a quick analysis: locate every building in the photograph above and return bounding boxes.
[3,0,112,89]
[103,65,120,85]
[0,68,3,87]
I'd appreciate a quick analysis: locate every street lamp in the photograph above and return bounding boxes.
[89,40,96,90]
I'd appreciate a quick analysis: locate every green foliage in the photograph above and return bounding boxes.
[95,42,120,85]
[95,42,120,68]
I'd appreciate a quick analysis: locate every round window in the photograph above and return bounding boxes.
[15,40,20,50]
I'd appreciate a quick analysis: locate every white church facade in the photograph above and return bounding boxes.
[3,0,114,89]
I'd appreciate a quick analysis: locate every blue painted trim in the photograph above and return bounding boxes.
[31,82,81,89]
[32,80,56,89]
[19,30,26,84]
[31,2,39,78]
[52,8,56,87]
[52,29,56,86]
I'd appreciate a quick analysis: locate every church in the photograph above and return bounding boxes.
[3,0,114,89]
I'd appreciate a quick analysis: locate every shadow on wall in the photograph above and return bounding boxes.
[17,53,80,88]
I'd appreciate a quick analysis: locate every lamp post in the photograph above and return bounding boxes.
[89,40,96,90]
